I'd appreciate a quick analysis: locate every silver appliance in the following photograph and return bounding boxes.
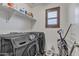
[0,32,45,56]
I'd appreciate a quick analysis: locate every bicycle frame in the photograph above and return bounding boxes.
[57,24,72,56]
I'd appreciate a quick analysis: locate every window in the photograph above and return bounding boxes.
[45,7,60,28]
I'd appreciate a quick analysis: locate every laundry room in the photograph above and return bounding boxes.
[0,3,79,56]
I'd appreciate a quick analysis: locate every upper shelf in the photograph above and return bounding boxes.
[0,3,36,22]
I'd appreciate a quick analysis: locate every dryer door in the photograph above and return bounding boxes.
[22,41,40,56]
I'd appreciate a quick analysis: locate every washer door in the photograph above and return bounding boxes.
[22,41,39,56]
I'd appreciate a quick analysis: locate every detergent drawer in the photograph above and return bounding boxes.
[11,36,30,48]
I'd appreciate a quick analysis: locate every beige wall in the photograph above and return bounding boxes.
[0,3,33,34]
[31,3,69,52]
[66,4,79,54]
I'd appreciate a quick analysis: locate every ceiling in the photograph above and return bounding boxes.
[27,3,49,8]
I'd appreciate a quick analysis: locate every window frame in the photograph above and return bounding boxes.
[45,7,60,28]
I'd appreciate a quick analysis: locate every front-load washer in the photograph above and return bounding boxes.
[0,32,45,56]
